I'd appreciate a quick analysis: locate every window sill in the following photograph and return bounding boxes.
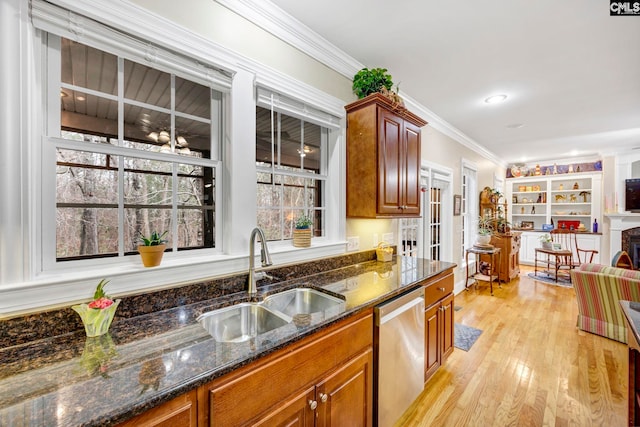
[1,240,348,317]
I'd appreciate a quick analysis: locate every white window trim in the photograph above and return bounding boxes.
[0,0,347,316]
[461,159,479,269]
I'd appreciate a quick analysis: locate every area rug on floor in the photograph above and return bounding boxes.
[527,272,572,287]
[454,323,482,351]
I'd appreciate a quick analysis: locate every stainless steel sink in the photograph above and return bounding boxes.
[197,303,289,343]
[262,288,345,320]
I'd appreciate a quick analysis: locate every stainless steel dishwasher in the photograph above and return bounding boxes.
[374,286,425,427]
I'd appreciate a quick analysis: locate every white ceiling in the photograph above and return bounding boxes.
[269,0,640,165]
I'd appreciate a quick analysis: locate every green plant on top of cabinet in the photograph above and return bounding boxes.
[345,93,427,218]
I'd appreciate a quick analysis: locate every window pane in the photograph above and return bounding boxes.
[124,60,170,108]
[123,161,172,206]
[124,208,172,251]
[176,77,211,119]
[61,38,117,96]
[257,182,282,207]
[61,91,119,140]
[175,115,209,158]
[57,150,118,204]
[56,208,118,258]
[123,105,171,151]
[257,209,282,241]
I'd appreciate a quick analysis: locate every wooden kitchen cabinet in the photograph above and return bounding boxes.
[116,390,197,427]
[423,269,454,382]
[199,311,373,426]
[345,93,427,218]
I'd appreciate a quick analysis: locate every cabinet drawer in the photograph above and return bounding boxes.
[424,272,454,307]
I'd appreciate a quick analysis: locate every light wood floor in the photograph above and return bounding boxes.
[397,266,628,427]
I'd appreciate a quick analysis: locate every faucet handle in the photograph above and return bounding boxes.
[254,271,278,282]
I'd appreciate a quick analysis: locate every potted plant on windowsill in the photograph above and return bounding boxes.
[293,214,313,248]
[137,230,168,267]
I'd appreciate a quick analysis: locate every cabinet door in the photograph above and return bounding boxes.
[440,294,455,361]
[377,108,403,215]
[424,302,441,382]
[252,387,316,427]
[316,349,373,427]
[401,121,421,215]
[116,390,197,427]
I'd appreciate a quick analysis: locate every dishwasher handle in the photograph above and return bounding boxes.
[377,293,424,325]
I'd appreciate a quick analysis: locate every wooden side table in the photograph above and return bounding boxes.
[465,246,501,295]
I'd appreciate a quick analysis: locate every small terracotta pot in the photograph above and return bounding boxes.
[138,244,166,267]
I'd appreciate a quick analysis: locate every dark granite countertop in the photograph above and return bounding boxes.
[0,256,455,426]
[620,300,640,343]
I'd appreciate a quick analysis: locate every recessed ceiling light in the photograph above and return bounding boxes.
[484,94,507,104]
[76,95,86,101]
[506,123,524,129]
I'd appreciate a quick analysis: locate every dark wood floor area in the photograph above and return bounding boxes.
[397,266,628,427]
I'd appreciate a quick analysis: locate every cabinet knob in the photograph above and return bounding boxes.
[308,400,318,410]
[320,393,328,403]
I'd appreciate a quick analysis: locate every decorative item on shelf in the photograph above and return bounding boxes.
[553,163,558,174]
[512,195,518,203]
[579,191,590,202]
[577,223,586,232]
[593,219,598,233]
[518,185,526,192]
[542,224,554,231]
[137,230,168,267]
[539,234,553,250]
[568,164,574,173]
[570,194,577,202]
[520,221,534,230]
[573,182,579,190]
[531,206,536,214]
[555,194,567,202]
[376,242,394,262]
[292,213,312,248]
[532,185,541,191]
[534,164,541,176]
[72,279,120,337]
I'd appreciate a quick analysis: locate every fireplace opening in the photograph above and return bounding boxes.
[622,227,640,269]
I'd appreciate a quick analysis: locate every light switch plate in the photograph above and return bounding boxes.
[347,236,359,251]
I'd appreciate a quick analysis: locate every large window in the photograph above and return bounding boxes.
[255,104,328,241]
[49,36,222,261]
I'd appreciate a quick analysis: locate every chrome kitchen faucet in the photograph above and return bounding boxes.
[248,227,273,295]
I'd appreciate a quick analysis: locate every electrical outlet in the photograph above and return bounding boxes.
[346,236,359,251]
[382,232,394,243]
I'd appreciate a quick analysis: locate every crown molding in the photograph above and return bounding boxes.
[218,0,506,167]
[216,0,363,78]
[400,92,507,168]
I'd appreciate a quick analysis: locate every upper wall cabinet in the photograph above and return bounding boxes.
[345,93,428,218]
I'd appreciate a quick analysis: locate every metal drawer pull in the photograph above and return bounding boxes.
[309,400,318,410]
[320,393,328,403]
[437,287,445,292]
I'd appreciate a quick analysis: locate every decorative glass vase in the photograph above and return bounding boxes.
[72,299,121,337]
